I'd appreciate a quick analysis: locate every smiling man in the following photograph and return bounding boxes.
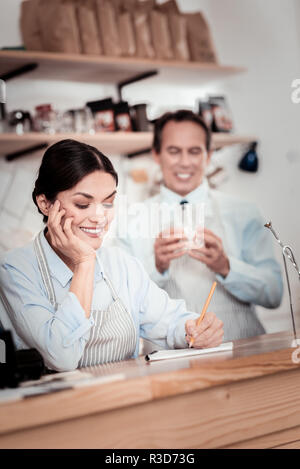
[117,110,283,342]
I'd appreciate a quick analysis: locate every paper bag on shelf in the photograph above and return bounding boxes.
[157,0,190,61]
[169,14,190,61]
[118,12,136,57]
[150,10,173,60]
[113,0,136,12]
[95,0,121,56]
[111,0,137,56]
[157,0,180,16]
[20,0,43,51]
[133,0,155,59]
[37,0,81,54]
[184,12,218,63]
[76,0,103,55]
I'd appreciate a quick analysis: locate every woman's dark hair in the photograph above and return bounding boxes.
[32,139,118,223]
[153,109,211,153]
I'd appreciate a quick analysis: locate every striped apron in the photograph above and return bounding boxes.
[164,194,265,342]
[34,231,137,367]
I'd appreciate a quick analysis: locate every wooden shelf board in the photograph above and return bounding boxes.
[0,132,256,157]
[0,50,247,85]
[0,132,152,156]
[213,133,256,147]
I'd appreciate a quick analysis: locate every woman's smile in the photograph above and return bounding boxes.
[79,224,107,238]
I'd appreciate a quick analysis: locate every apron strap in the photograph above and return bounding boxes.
[95,252,118,301]
[34,231,57,308]
[102,276,118,302]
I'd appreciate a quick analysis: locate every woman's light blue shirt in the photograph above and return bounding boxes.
[0,232,198,371]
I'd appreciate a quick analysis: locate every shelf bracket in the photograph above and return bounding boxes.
[0,62,39,117]
[125,147,152,159]
[117,70,158,101]
[5,142,48,161]
[1,62,42,160]
[0,62,38,82]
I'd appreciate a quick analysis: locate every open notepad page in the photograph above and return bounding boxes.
[145,341,233,361]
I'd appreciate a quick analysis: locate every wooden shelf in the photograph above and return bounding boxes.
[0,50,246,85]
[0,132,256,157]
[0,132,152,156]
[0,51,252,157]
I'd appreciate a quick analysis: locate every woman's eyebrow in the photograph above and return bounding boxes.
[72,190,117,201]
[73,192,93,199]
[103,190,117,201]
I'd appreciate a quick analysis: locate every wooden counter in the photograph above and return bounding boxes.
[1,329,300,449]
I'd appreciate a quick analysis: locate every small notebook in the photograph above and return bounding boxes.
[145,341,233,362]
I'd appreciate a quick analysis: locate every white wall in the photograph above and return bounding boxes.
[1,0,300,333]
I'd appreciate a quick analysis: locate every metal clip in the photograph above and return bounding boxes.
[264,221,300,345]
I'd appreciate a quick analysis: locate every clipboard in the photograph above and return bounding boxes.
[145,341,233,362]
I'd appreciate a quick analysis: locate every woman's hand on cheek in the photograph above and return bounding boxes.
[63,217,96,264]
[47,200,96,265]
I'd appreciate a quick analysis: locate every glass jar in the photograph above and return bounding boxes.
[33,104,57,134]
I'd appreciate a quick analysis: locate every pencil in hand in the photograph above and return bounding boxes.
[189,281,217,348]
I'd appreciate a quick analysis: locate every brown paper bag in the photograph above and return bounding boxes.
[157,0,189,61]
[118,12,136,57]
[112,0,137,57]
[169,14,190,61]
[76,0,103,55]
[114,0,136,13]
[95,0,121,56]
[150,10,173,60]
[184,12,218,63]
[133,0,155,58]
[37,0,81,53]
[157,0,179,15]
[20,0,43,51]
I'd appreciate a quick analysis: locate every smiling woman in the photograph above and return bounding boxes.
[0,139,224,372]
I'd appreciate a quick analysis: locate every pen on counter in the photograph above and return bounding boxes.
[189,281,217,348]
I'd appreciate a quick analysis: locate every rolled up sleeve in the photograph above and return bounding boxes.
[216,206,283,308]
[0,263,93,371]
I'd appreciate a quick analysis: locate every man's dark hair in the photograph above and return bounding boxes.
[153,109,211,153]
[32,139,118,223]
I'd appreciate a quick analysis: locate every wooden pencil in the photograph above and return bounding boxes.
[189,281,217,348]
